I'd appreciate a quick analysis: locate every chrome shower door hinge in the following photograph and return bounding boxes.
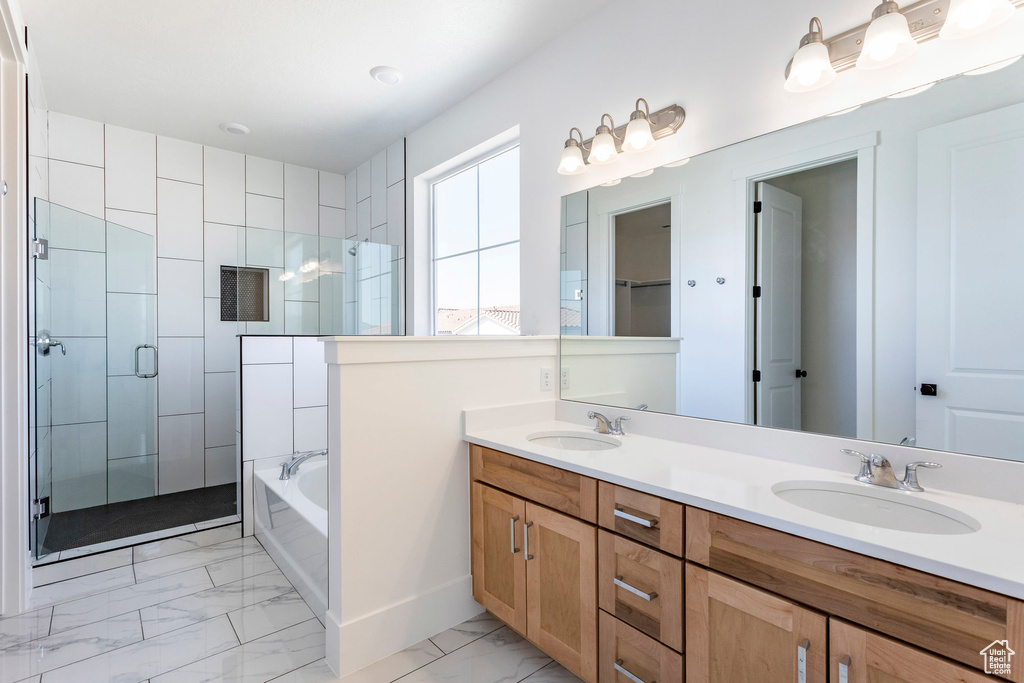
[32,497,49,520]
[31,238,48,260]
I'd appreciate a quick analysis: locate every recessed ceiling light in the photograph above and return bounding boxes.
[219,122,250,135]
[663,158,691,168]
[370,66,403,85]
[965,55,1022,76]
[887,83,935,99]
[630,169,655,178]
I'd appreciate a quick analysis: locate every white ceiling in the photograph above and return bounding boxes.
[21,0,613,173]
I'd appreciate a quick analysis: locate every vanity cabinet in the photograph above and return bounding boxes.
[470,482,527,633]
[685,564,827,682]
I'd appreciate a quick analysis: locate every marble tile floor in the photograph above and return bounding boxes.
[4,534,580,683]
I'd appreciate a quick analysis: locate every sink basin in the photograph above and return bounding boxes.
[772,480,980,535]
[526,431,621,451]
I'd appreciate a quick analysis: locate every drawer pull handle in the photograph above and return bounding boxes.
[524,521,534,560]
[509,515,520,554]
[614,506,658,528]
[614,576,658,601]
[838,654,851,683]
[614,659,653,683]
[797,638,809,683]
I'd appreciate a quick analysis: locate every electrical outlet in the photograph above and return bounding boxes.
[540,367,553,391]
[560,367,570,390]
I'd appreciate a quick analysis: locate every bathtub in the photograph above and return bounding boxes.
[254,455,328,621]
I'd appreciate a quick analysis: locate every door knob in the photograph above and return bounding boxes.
[795,369,807,378]
[920,383,937,396]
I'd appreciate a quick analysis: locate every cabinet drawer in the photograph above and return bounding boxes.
[598,482,683,556]
[686,507,1024,678]
[471,445,597,522]
[599,610,683,683]
[598,530,683,652]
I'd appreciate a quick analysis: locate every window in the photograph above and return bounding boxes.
[432,145,520,335]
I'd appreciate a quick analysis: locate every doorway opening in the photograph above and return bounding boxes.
[613,202,672,337]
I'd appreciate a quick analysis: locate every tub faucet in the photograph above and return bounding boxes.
[279,449,327,480]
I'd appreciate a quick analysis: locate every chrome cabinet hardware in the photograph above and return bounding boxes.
[613,506,657,528]
[797,638,810,683]
[509,515,520,554]
[614,576,658,601]
[134,344,158,378]
[838,654,851,683]
[524,521,534,560]
[614,660,652,683]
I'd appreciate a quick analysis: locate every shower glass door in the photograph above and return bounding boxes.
[32,199,159,560]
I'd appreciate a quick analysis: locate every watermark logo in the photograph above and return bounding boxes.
[980,640,1015,677]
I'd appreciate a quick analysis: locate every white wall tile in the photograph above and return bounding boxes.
[158,413,205,494]
[284,301,319,335]
[108,376,157,459]
[357,199,371,242]
[318,206,345,239]
[52,422,107,512]
[49,203,106,252]
[292,337,327,408]
[105,125,156,213]
[293,406,327,452]
[357,160,371,201]
[107,293,156,376]
[284,233,319,302]
[245,194,283,231]
[158,337,205,415]
[319,171,345,208]
[49,160,104,219]
[203,223,243,298]
[50,338,106,425]
[157,258,204,336]
[284,164,319,235]
[371,224,387,245]
[345,171,358,237]
[157,179,204,260]
[241,364,293,460]
[204,147,245,225]
[387,139,405,187]
[245,227,284,268]
[371,151,387,227]
[246,156,283,198]
[387,180,405,254]
[205,446,236,487]
[48,112,104,166]
[108,455,157,503]
[50,249,105,336]
[204,372,236,448]
[204,298,239,373]
[241,337,292,364]
[106,208,157,237]
[157,136,203,184]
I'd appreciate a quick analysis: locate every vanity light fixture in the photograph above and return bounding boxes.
[784,17,837,92]
[588,114,621,165]
[556,101,686,175]
[940,0,1015,39]
[857,1,917,70]
[558,128,587,176]
[964,55,1022,74]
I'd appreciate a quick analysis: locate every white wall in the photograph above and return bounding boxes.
[404,0,1024,337]
[560,337,679,413]
[321,337,557,677]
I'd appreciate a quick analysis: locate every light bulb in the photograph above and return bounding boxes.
[940,0,1015,39]
[857,4,917,70]
[623,117,655,153]
[557,143,586,175]
[784,19,836,93]
[588,130,619,165]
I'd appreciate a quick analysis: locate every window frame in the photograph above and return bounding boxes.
[429,141,521,336]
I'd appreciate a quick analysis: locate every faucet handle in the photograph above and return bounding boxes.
[612,416,631,435]
[901,461,941,492]
[841,449,872,482]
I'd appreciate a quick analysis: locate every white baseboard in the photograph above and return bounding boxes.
[325,574,483,678]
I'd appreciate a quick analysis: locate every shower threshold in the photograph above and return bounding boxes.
[36,484,237,563]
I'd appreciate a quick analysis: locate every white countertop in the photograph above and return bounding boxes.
[464,418,1024,599]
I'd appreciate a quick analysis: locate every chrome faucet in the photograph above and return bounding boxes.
[841,449,941,492]
[588,411,630,436]
[279,449,327,480]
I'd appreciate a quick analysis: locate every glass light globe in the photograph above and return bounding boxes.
[588,131,619,165]
[623,117,656,153]
[940,0,1014,39]
[785,41,836,92]
[856,10,917,70]
[557,144,586,175]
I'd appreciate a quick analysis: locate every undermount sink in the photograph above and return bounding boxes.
[772,480,981,535]
[526,431,621,451]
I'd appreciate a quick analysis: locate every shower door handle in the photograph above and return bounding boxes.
[134,344,158,378]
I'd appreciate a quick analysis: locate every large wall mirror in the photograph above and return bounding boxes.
[559,54,1024,463]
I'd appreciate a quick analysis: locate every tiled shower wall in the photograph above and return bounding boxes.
[30,110,405,514]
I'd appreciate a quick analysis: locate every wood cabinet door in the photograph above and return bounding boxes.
[686,564,827,683]
[525,502,598,683]
[830,619,999,683]
[471,482,527,634]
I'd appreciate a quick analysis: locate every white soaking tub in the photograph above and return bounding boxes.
[254,455,328,621]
